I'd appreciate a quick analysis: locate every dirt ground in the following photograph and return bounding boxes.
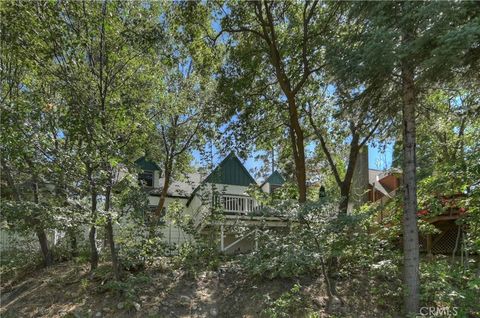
[0,261,400,318]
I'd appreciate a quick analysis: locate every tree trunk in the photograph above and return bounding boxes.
[339,184,351,215]
[31,176,54,266]
[89,224,98,271]
[298,216,336,295]
[154,167,170,220]
[104,185,120,280]
[1,159,54,266]
[329,182,351,296]
[69,229,78,258]
[287,97,307,203]
[106,218,119,279]
[310,121,364,214]
[401,62,420,315]
[35,229,53,266]
[89,190,99,271]
[58,172,78,258]
[350,145,369,209]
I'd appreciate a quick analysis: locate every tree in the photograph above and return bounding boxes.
[303,4,400,213]
[347,1,480,313]
[217,1,343,203]
[151,66,212,219]
[1,1,55,266]
[151,2,217,219]
[304,84,392,213]
[416,82,480,263]
[62,1,157,278]
[10,0,161,278]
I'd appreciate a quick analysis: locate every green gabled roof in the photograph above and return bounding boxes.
[186,152,256,207]
[203,152,256,186]
[135,156,160,171]
[262,171,285,186]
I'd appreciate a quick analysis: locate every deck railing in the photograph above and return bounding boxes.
[212,194,261,214]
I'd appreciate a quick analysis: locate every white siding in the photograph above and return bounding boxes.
[261,182,270,193]
[147,196,192,246]
[153,170,161,188]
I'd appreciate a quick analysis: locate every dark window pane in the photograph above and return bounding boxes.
[270,185,281,193]
[139,171,154,187]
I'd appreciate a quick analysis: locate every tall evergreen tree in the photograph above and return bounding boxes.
[346,1,480,313]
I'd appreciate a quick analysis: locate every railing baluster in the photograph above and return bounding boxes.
[215,194,259,214]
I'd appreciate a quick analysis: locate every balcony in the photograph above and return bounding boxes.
[212,194,261,214]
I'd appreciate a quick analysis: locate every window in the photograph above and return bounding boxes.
[138,171,154,187]
[270,184,281,193]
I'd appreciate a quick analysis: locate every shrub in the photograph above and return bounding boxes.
[262,283,316,318]
[242,228,321,279]
[100,272,152,308]
[116,215,168,271]
[173,240,222,275]
[0,249,42,283]
[421,257,480,317]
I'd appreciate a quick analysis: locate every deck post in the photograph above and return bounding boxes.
[426,234,433,259]
[254,228,258,250]
[220,224,224,252]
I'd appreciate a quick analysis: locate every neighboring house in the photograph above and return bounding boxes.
[260,171,286,194]
[417,194,467,256]
[366,168,467,255]
[368,168,402,205]
[137,152,290,253]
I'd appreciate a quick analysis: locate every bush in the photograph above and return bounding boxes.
[116,215,168,271]
[0,249,42,283]
[262,283,317,318]
[241,200,402,281]
[173,240,222,275]
[242,228,321,279]
[421,257,480,317]
[100,272,152,308]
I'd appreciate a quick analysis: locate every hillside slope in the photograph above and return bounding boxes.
[1,261,400,318]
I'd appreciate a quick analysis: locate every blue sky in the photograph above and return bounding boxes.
[368,142,393,170]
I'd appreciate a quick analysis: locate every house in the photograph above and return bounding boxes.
[366,168,467,255]
[417,194,467,256]
[137,152,290,253]
[368,168,402,205]
[260,170,286,194]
